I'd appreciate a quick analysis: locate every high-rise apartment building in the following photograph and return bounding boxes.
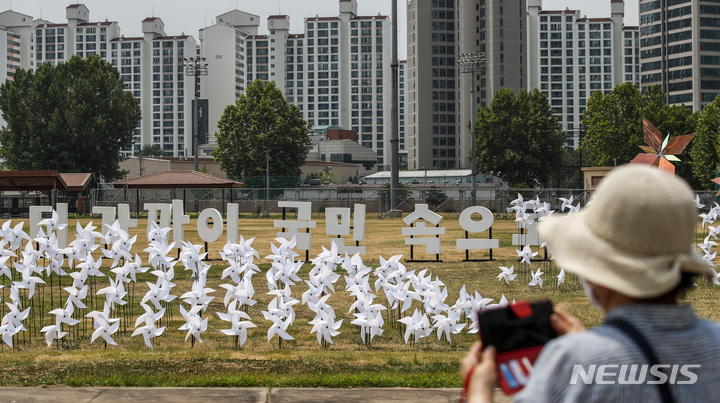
[237,0,392,166]
[528,0,639,148]
[0,9,35,73]
[199,10,259,146]
[639,0,720,111]
[406,0,526,171]
[110,18,196,158]
[0,27,22,83]
[398,59,407,166]
[0,4,196,158]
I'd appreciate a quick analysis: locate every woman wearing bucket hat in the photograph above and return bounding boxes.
[461,165,720,403]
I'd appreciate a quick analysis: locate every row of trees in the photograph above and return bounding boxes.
[473,83,720,190]
[1,56,719,191]
[0,57,310,186]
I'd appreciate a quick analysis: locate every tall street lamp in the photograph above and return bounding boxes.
[458,52,486,205]
[183,57,209,171]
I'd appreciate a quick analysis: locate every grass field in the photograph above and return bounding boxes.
[0,213,717,387]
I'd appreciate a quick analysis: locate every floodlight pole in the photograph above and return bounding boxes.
[458,52,486,206]
[390,0,400,210]
[183,57,209,171]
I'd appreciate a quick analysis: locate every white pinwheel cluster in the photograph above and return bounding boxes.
[85,220,145,347]
[216,236,259,348]
[304,243,343,347]
[509,194,555,230]
[262,237,302,346]
[558,195,580,214]
[265,236,303,291]
[177,240,214,344]
[698,199,720,284]
[134,221,177,347]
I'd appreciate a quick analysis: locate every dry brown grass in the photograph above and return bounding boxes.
[0,214,717,387]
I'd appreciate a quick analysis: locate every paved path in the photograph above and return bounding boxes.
[0,387,515,402]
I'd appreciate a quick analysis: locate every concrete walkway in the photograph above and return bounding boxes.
[0,387,515,402]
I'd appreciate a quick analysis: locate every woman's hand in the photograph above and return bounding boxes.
[461,341,497,403]
[551,308,586,336]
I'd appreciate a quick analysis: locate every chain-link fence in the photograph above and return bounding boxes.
[83,181,719,219]
[2,180,715,219]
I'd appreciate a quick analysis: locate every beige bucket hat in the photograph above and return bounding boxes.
[539,164,712,299]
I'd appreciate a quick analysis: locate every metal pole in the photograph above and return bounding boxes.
[458,52,484,206]
[390,0,400,210]
[470,71,476,205]
[194,72,200,172]
[183,57,208,172]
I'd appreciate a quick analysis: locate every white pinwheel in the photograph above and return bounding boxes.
[40,323,68,347]
[131,321,165,349]
[86,303,121,346]
[557,268,566,288]
[178,304,208,343]
[559,195,575,212]
[7,222,31,251]
[76,252,105,278]
[97,277,128,310]
[131,304,166,349]
[38,209,68,235]
[398,309,433,344]
[62,284,88,310]
[50,304,80,327]
[12,261,45,300]
[262,309,294,345]
[488,294,510,309]
[432,310,466,344]
[528,268,544,288]
[1,302,29,334]
[516,245,538,265]
[217,300,256,347]
[470,292,494,313]
[309,314,342,346]
[180,280,215,311]
[351,309,384,345]
[497,265,517,285]
[102,241,133,269]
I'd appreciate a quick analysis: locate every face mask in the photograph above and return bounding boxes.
[581,278,603,309]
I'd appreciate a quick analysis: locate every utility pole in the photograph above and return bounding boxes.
[183,57,208,171]
[390,0,400,211]
[458,52,486,205]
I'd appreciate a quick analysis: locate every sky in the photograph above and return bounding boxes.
[3,0,640,59]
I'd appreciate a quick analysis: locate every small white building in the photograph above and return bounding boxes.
[361,170,503,187]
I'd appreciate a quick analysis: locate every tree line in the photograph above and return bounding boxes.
[473,83,720,190]
[0,56,718,191]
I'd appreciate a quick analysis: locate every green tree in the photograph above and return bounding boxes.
[582,83,698,184]
[426,186,448,205]
[580,84,695,166]
[691,95,720,189]
[214,79,311,185]
[473,88,565,187]
[134,144,165,157]
[0,55,140,182]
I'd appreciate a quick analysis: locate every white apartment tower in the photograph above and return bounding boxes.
[0,27,22,82]
[199,10,259,144]
[0,10,34,73]
[243,0,392,166]
[109,18,196,157]
[527,0,639,148]
[0,4,197,158]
